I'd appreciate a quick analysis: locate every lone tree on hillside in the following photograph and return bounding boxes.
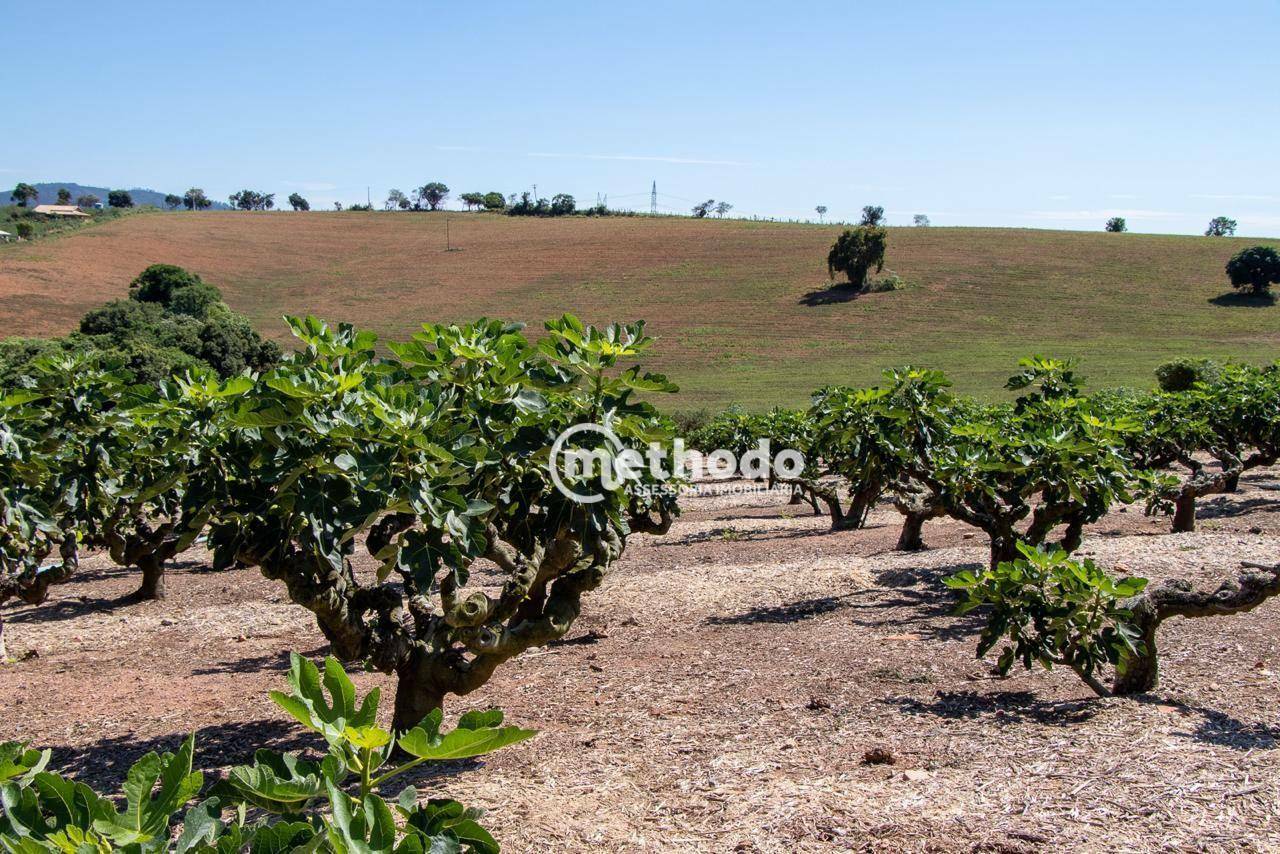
[56,188,73,205]
[10,183,38,206]
[714,201,733,218]
[860,205,885,227]
[287,192,310,211]
[913,214,930,227]
[482,191,506,210]
[183,188,212,210]
[1225,245,1280,296]
[107,190,133,208]
[415,182,449,210]
[459,192,485,211]
[164,193,182,209]
[827,225,888,290]
[815,205,828,223]
[1206,216,1238,237]
[692,199,715,218]
[1105,216,1127,233]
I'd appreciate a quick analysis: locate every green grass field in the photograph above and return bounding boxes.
[0,211,1275,409]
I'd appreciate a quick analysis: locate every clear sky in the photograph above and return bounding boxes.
[7,1,1278,234]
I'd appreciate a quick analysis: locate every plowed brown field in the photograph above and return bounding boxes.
[1,211,1276,407]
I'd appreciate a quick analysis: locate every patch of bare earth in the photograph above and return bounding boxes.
[2,473,1279,852]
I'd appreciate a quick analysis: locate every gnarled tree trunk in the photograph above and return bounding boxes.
[1170,452,1242,534]
[1172,494,1197,533]
[891,479,945,552]
[786,478,879,531]
[896,513,928,552]
[1111,561,1280,695]
[987,529,1022,570]
[134,554,167,601]
[392,650,450,732]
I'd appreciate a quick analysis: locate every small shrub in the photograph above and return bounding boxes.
[865,272,905,293]
[1105,216,1127,233]
[670,408,713,437]
[1155,357,1220,392]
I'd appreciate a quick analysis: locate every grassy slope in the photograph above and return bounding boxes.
[0,210,1275,408]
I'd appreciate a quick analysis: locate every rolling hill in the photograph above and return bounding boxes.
[0,210,1275,408]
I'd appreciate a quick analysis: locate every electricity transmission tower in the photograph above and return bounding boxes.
[650,181,657,215]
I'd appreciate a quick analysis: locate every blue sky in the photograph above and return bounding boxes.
[8,1,1279,234]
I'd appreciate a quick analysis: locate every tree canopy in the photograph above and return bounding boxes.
[1225,245,1280,295]
[826,226,888,289]
[416,182,449,210]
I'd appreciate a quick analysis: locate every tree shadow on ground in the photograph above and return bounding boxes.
[888,690,1280,750]
[45,719,490,793]
[548,629,608,647]
[655,525,839,547]
[844,561,986,642]
[53,564,131,587]
[1132,696,1280,751]
[6,592,141,625]
[798,284,864,306]
[706,594,853,625]
[874,560,973,589]
[46,720,324,791]
[177,560,229,574]
[887,690,1103,725]
[192,645,329,676]
[706,507,823,524]
[846,587,986,642]
[1094,527,1168,540]
[1198,495,1280,519]
[1207,291,1277,308]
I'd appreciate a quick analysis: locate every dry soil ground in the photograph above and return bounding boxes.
[1,211,1277,407]
[3,471,1279,851]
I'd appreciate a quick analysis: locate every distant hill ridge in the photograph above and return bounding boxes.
[17,182,230,210]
